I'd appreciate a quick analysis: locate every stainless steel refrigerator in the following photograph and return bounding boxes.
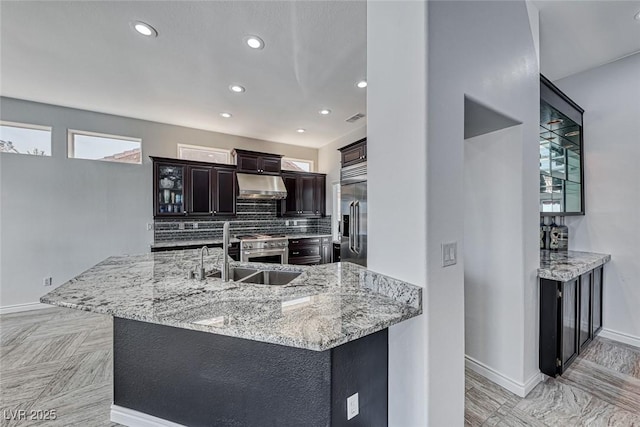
[340,164,367,266]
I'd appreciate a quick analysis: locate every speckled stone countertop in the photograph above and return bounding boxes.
[150,234,332,249]
[41,249,422,351]
[539,250,611,282]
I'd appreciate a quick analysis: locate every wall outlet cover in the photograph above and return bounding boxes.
[179,222,185,230]
[193,222,199,229]
[43,277,52,286]
[146,223,154,231]
[347,392,359,420]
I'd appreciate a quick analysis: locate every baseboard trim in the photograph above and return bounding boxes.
[599,328,640,349]
[110,405,185,427]
[0,302,52,315]
[465,355,542,398]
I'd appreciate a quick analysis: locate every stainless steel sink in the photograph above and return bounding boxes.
[203,267,301,285]
[239,270,302,286]
[205,267,260,281]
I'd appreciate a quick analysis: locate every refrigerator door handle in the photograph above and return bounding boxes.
[349,202,355,252]
[353,201,360,254]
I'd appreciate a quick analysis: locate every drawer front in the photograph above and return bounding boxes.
[289,246,320,258]
[288,238,321,248]
[288,256,321,266]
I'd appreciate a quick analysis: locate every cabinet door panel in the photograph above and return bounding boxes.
[155,162,186,217]
[299,176,316,214]
[188,167,212,214]
[237,155,259,172]
[593,267,603,334]
[281,174,299,215]
[579,272,592,350]
[261,157,281,174]
[562,279,578,366]
[314,175,326,216]
[214,168,236,216]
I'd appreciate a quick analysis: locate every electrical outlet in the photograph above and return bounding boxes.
[285,220,290,226]
[347,393,359,420]
[442,242,457,267]
[193,222,199,229]
[293,220,298,226]
[179,222,185,230]
[43,277,52,286]
[146,223,154,231]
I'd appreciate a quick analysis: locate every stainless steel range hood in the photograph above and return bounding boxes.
[236,173,288,200]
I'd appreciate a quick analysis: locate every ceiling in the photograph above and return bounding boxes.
[3,1,638,148]
[0,1,367,148]
[533,0,640,81]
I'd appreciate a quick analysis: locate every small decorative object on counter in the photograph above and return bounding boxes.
[548,217,568,251]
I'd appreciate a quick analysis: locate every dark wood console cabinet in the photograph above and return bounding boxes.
[539,265,604,377]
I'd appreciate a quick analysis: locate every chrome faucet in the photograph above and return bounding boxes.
[197,246,209,280]
[222,221,230,281]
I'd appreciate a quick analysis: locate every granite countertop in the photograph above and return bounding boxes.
[539,250,611,282]
[41,249,422,351]
[150,234,333,249]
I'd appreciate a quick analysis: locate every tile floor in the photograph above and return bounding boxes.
[465,337,640,426]
[1,307,639,426]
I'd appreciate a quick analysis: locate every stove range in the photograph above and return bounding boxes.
[237,234,289,263]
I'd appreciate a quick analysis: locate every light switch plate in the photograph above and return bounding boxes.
[442,242,457,267]
[347,393,359,420]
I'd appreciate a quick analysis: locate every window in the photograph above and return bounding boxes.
[177,143,231,164]
[282,157,314,172]
[0,121,52,156]
[68,130,141,164]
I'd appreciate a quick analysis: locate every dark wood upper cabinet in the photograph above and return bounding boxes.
[339,138,367,168]
[154,160,187,217]
[278,171,326,218]
[232,149,283,175]
[151,157,237,218]
[213,166,236,216]
[188,165,213,215]
[540,75,585,216]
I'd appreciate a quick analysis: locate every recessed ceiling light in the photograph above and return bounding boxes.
[245,35,265,49]
[132,21,157,37]
[296,128,306,133]
[229,85,245,93]
[220,112,232,118]
[356,80,367,88]
[319,109,331,115]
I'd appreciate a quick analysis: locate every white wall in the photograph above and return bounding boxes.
[317,125,366,213]
[464,126,528,387]
[0,97,318,309]
[558,52,640,345]
[428,0,540,405]
[368,1,428,425]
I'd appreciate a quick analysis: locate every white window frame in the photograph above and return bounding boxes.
[177,143,231,164]
[0,120,52,156]
[67,129,142,164]
[281,157,315,172]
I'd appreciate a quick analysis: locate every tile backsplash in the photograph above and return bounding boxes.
[154,200,332,242]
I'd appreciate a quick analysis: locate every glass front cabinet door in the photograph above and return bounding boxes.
[540,75,585,215]
[155,162,186,216]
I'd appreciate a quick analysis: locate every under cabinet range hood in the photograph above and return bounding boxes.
[236,173,288,200]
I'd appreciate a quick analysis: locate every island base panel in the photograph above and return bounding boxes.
[113,318,388,427]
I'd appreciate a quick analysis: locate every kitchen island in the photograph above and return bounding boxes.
[41,248,422,427]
